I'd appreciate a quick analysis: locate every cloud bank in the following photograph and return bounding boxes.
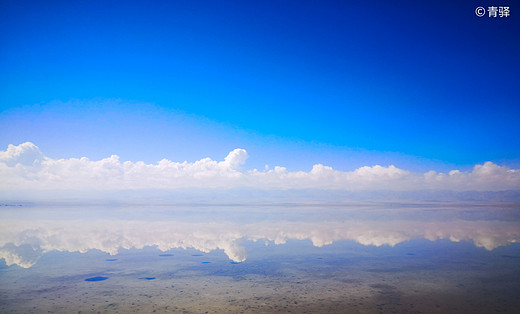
[1,142,519,193]
[1,218,518,268]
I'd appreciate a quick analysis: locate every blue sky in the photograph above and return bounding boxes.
[1,0,519,172]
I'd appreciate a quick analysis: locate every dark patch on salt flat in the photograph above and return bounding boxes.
[105,259,118,261]
[230,262,240,264]
[138,277,156,280]
[192,254,203,257]
[370,284,396,290]
[85,276,108,282]
[201,261,211,264]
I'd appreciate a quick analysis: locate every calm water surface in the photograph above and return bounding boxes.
[1,203,519,313]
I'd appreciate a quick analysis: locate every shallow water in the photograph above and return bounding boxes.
[1,203,519,313]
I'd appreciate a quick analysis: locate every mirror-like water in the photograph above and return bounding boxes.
[1,203,519,313]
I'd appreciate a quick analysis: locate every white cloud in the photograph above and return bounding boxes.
[0,142,44,167]
[1,218,518,268]
[0,142,519,192]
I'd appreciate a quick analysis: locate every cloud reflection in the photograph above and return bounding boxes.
[1,218,518,268]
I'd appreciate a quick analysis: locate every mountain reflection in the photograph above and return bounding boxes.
[1,205,518,268]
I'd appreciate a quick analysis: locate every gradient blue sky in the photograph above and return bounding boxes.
[1,0,519,171]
